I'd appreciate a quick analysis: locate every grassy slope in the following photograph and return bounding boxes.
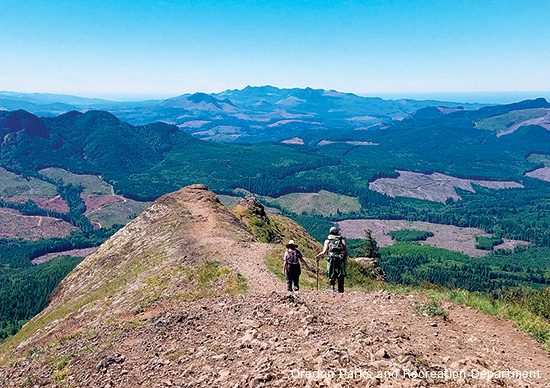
[475,108,548,132]
[0,168,57,198]
[86,199,151,228]
[262,190,361,216]
[38,168,112,195]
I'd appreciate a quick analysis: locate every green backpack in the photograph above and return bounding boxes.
[327,235,345,262]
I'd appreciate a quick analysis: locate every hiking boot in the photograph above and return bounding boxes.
[294,287,299,291]
[330,285,335,291]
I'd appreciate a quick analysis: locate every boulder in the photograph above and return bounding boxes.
[353,257,387,281]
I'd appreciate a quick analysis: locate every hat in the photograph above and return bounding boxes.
[286,240,298,249]
[329,226,339,235]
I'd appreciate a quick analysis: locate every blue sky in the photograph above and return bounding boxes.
[1,0,549,100]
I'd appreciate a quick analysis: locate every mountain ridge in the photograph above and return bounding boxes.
[0,185,278,357]
[1,185,550,387]
[1,87,488,143]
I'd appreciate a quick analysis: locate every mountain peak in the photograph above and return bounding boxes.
[162,93,236,111]
[187,92,219,105]
[1,185,266,354]
[56,110,83,121]
[75,110,121,126]
[242,85,281,93]
[0,109,48,138]
[410,106,445,119]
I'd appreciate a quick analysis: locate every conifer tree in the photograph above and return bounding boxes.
[355,229,380,258]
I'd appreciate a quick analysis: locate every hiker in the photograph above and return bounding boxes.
[283,240,311,292]
[316,226,348,292]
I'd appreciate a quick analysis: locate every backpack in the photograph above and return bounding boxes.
[327,235,345,262]
[286,249,301,265]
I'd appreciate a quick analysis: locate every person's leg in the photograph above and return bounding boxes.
[293,272,300,291]
[286,267,293,291]
[329,278,336,291]
[337,276,345,293]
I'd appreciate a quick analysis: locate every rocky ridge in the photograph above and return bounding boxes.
[1,186,549,387]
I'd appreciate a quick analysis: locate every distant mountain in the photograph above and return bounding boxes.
[0,91,160,118]
[0,87,488,143]
[0,109,334,199]
[162,92,237,112]
[0,109,180,176]
[7,89,542,146]
[215,85,482,120]
[0,91,113,107]
[110,87,485,143]
[0,98,76,117]
[448,97,550,121]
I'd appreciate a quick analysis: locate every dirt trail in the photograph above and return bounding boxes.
[218,240,281,294]
[182,188,283,294]
[5,291,550,387]
[105,178,127,203]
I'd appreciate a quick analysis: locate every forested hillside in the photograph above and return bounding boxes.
[3,100,550,247]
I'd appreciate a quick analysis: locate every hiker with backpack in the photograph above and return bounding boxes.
[283,240,311,292]
[316,226,348,293]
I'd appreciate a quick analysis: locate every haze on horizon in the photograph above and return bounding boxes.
[2,0,549,102]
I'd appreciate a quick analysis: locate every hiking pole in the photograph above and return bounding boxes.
[316,259,319,291]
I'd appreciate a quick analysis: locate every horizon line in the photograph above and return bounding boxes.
[1,87,549,104]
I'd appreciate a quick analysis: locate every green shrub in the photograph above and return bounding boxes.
[414,300,447,317]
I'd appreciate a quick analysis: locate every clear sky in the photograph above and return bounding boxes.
[1,0,549,100]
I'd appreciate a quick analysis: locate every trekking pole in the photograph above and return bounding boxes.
[316,259,319,291]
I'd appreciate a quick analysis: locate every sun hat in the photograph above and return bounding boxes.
[286,239,298,249]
